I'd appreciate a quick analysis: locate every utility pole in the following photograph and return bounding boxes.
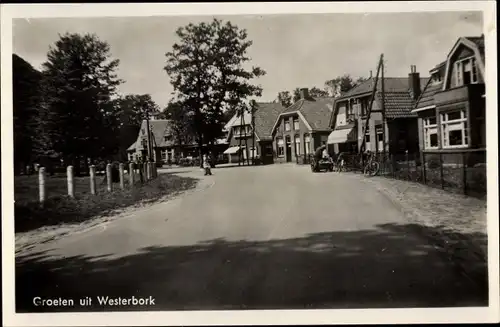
[380,54,387,158]
[359,54,383,154]
[238,106,243,166]
[145,109,153,162]
[251,100,256,165]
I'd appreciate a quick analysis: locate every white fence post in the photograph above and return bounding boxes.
[106,164,113,192]
[89,165,96,195]
[128,162,134,187]
[119,163,125,189]
[39,167,46,205]
[67,165,75,198]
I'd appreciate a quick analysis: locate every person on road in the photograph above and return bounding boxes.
[203,154,212,176]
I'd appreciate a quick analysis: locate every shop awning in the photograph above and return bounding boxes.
[223,146,241,154]
[327,128,355,144]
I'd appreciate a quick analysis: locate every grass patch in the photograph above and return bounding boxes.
[15,174,199,233]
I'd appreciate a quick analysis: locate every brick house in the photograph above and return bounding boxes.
[223,102,285,165]
[271,88,334,164]
[411,36,486,155]
[327,71,429,156]
[127,117,228,164]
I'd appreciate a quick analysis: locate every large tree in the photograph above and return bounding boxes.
[40,32,123,173]
[164,19,265,160]
[325,75,367,97]
[12,54,43,174]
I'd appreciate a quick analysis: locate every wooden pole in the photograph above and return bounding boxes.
[89,165,97,195]
[359,54,383,154]
[239,106,243,166]
[119,163,125,189]
[106,163,113,192]
[67,165,75,198]
[381,54,387,157]
[39,167,46,205]
[251,101,256,165]
[128,162,135,186]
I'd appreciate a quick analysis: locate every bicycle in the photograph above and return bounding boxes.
[363,152,380,177]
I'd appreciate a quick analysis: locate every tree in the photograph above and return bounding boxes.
[12,54,43,174]
[292,88,302,103]
[161,100,195,151]
[277,91,292,107]
[40,32,123,174]
[325,75,367,97]
[116,94,160,161]
[165,19,265,162]
[309,87,329,98]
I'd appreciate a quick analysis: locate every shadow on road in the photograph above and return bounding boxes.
[16,223,488,312]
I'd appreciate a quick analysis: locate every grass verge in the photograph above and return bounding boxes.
[15,174,199,233]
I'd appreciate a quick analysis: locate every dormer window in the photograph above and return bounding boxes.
[455,56,478,86]
[432,73,442,84]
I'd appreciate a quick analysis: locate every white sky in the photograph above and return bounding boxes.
[12,11,483,108]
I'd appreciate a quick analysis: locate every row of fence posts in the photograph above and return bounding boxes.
[38,162,158,205]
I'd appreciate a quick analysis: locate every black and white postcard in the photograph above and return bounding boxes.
[1,2,498,326]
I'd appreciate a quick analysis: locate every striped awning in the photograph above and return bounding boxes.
[223,146,241,154]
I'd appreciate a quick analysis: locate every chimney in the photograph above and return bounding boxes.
[408,65,421,100]
[370,70,373,78]
[299,88,309,100]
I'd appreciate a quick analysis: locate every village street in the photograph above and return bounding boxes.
[15,164,487,312]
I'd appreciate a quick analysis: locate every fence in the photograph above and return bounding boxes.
[338,150,486,198]
[23,161,160,205]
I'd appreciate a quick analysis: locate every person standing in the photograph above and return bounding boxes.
[203,154,212,176]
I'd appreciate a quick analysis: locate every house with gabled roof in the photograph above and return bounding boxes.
[224,102,285,164]
[327,68,429,155]
[412,35,486,154]
[126,118,178,163]
[270,88,334,164]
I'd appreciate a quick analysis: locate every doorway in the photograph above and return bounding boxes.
[285,136,292,162]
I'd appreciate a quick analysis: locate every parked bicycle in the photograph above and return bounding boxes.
[334,151,380,177]
[362,151,380,177]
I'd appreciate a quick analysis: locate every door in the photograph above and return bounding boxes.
[285,136,292,162]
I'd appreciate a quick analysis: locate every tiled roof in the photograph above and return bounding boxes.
[129,119,176,151]
[226,102,286,141]
[253,102,286,140]
[414,80,443,110]
[283,97,335,130]
[377,91,417,118]
[465,36,485,52]
[336,77,430,100]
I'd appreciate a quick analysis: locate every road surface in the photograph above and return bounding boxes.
[15,164,488,312]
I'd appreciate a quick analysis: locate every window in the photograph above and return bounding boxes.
[304,134,311,154]
[423,117,438,149]
[347,102,354,120]
[432,73,442,84]
[164,135,171,142]
[161,150,167,161]
[440,110,468,148]
[455,57,478,86]
[364,125,371,151]
[265,144,273,156]
[376,126,384,152]
[277,138,284,157]
[294,135,301,156]
[284,120,291,131]
[293,118,300,130]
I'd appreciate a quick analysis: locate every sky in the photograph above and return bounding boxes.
[12,11,483,108]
